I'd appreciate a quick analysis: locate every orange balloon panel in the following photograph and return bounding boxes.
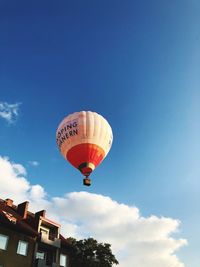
[67,143,105,176]
[56,111,113,176]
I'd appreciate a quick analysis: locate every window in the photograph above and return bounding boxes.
[0,234,8,250]
[40,227,49,235]
[40,226,49,238]
[60,254,67,267]
[36,251,45,260]
[17,240,28,256]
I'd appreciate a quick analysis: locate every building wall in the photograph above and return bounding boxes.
[0,226,36,267]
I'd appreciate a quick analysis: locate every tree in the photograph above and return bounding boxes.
[67,237,119,267]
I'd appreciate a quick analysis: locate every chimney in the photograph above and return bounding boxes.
[17,201,29,219]
[34,210,46,229]
[35,210,46,218]
[5,198,13,207]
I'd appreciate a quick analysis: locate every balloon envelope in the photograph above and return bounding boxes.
[56,111,113,177]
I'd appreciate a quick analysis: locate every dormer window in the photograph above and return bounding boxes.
[40,226,49,238]
[38,218,61,248]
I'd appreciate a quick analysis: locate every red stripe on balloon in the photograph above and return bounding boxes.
[66,143,105,171]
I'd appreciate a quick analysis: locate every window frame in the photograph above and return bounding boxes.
[60,253,67,267]
[36,250,46,260]
[17,240,28,256]
[0,234,9,250]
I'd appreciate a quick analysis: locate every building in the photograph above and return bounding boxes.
[0,198,70,267]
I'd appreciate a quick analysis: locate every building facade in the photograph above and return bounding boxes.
[0,198,70,267]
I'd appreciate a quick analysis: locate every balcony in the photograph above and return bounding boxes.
[40,232,61,248]
[35,259,58,267]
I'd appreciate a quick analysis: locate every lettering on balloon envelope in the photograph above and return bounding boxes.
[56,119,78,149]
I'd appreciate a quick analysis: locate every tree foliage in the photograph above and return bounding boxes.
[67,237,119,267]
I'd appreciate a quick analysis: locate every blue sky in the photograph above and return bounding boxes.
[0,1,199,266]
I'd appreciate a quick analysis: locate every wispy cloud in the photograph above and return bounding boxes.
[28,161,39,167]
[0,156,187,267]
[0,102,21,124]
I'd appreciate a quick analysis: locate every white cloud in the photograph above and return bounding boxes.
[0,102,21,124]
[50,193,187,267]
[30,184,46,199]
[0,156,29,203]
[28,161,39,167]
[0,156,187,267]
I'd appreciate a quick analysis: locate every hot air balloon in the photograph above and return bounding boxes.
[56,111,113,186]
